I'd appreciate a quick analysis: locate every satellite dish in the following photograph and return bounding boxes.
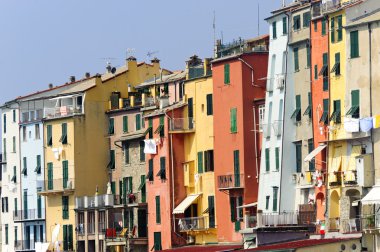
[111,67,117,74]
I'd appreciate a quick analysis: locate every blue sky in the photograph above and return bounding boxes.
[0,0,288,104]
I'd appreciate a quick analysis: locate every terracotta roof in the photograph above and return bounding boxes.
[143,102,186,118]
[136,71,186,89]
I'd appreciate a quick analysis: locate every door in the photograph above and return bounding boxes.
[137,209,147,237]
[25,226,30,249]
[153,232,162,251]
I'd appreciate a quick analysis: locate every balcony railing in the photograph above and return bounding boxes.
[75,194,114,209]
[21,109,44,123]
[217,174,244,189]
[328,217,340,231]
[341,218,362,233]
[272,120,283,137]
[44,105,83,119]
[144,96,157,107]
[343,170,357,185]
[258,211,298,227]
[15,239,35,251]
[40,178,75,194]
[328,172,342,186]
[362,214,380,231]
[170,118,195,132]
[178,216,207,232]
[13,209,45,221]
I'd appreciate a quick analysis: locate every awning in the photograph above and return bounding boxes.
[173,194,201,214]
[236,202,257,209]
[362,187,380,205]
[304,144,327,162]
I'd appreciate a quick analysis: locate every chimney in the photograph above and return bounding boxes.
[70,76,76,83]
[85,72,90,78]
[151,57,161,76]
[126,56,137,78]
[48,83,53,89]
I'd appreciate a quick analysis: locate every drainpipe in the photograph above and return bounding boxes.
[368,23,375,184]
[253,104,259,183]
[238,58,260,87]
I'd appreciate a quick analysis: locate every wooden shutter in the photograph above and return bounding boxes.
[230,197,236,222]
[224,64,230,84]
[48,163,53,190]
[272,21,277,39]
[331,17,335,43]
[234,150,240,187]
[206,94,213,115]
[62,160,68,188]
[275,147,280,171]
[337,15,342,41]
[294,47,299,71]
[273,187,278,211]
[322,19,326,35]
[351,90,359,107]
[125,143,130,164]
[208,196,215,228]
[123,116,128,132]
[197,152,203,173]
[155,196,161,224]
[296,95,301,110]
[283,17,287,34]
[230,108,237,133]
[265,148,270,172]
[136,114,141,130]
[140,141,145,162]
[47,125,52,146]
[61,123,67,144]
[350,31,359,58]
[68,225,73,250]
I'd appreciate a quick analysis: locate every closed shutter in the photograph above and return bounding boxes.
[61,123,67,144]
[68,225,73,250]
[141,175,146,203]
[323,53,329,90]
[197,152,203,173]
[208,196,215,228]
[308,139,315,171]
[230,108,237,133]
[128,177,133,194]
[136,114,141,130]
[306,46,311,68]
[224,64,230,84]
[275,147,280,171]
[230,197,236,222]
[148,118,153,138]
[283,17,287,34]
[123,116,128,133]
[272,21,277,39]
[148,159,154,181]
[337,15,342,41]
[331,17,335,43]
[160,157,166,179]
[350,31,359,58]
[63,225,68,251]
[352,90,359,107]
[296,143,302,173]
[234,150,240,187]
[125,143,130,164]
[322,19,326,35]
[155,196,161,224]
[238,196,243,219]
[23,190,28,219]
[154,232,162,251]
[294,48,299,71]
[139,141,145,162]
[265,148,270,172]
[273,187,279,211]
[48,163,53,190]
[108,118,114,135]
[47,125,52,146]
[111,182,115,194]
[62,160,68,188]
[206,94,213,115]
[37,193,42,218]
[36,155,41,174]
[314,65,318,80]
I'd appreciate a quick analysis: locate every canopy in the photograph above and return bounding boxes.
[304,144,327,162]
[173,194,201,214]
[361,187,380,205]
[236,202,257,209]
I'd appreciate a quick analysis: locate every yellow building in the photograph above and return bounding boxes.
[41,58,165,252]
[171,57,217,244]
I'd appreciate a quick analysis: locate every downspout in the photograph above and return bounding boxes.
[238,58,258,87]
[253,104,259,183]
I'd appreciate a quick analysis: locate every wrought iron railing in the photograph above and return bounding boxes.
[178,216,207,232]
[13,209,45,221]
[170,118,195,132]
[217,174,245,189]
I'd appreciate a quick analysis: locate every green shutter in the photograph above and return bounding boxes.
[22,157,27,176]
[128,177,133,194]
[230,197,236,222]
[307,46,311,68]
[238,196,243,219]
[47,125,52,146]
[208,196,215,228]
[314,20,318,32]
[159,116,165,137]
[62,160,68,188]
[296,143,302,173]
[322,19,326,35]
[303,12,310,28]
[275,147,280,171]
[14,198,17,216]
[36,155,41,174]
[5,225,8,245]
[265,196,270,210]
[337,15,342,41]
[48,163,53,190]
[322,53,328,91]
[37,193,41,218]
[294,47,299,71]
[296,95,301,110]
[63,225,68,251]
[265,148,270,172]
[148,159,154,181]
[230,108,237,133]
[123,116,128,133]
[331,17,335,43]
[125,143,130,164]
[111,182,115,194]
[283,17,287,34]
[140,141,145,162]
[141,175,146,203]
[154,232,162,251]
[62,196,69,219]
[272,21,277,39]
[224,64,230,84]
[273,187,278,212]
[136,114,141,130]
[350,31,359,58]
[352,90,359,107]
[68,225,73,250]
[308,139,315,171]
[148,118,153,138]
[206,94,213,115]
[61,123,67,144]
[197,152,203,173]
[123,177,127,203]
[234,150,240,187]
[155,196,161,224]
[159,157,166,179]
[108,118,114,135]
[13,136,16,153]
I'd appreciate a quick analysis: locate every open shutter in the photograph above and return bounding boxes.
[197,152,203,173]
[63,225,68,251]
[123,116,128,133]
[265,148,270,172]
[230,197,236,222]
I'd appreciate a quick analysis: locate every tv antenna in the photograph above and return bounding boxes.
[147,51,159,58]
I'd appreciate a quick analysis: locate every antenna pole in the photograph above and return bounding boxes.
[213,10,216,57]
[257,3,260,36]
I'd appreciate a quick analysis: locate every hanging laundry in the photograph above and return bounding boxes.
[359,117,373,132]
[373,115,380,128]
[144,139,157,154]
[344,118,359,133]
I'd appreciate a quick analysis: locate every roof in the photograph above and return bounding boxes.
[246,34,270,43]
[143,102,186,118]
[361,186,380,205]
[136,71,186,89]
[211,50,265,64]
[101,65,129,82]
[246,238,360,251]
[346,8,380,28]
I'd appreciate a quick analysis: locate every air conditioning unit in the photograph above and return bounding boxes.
[277,77,285,89]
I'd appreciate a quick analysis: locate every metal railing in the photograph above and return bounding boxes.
[170,117,195,132]
[272,120,283,137]
[144,96,157,107]
[40,178,75,192]
[178,216,207,232]
[328,172,342,186]
[14,239,35,250]
[362,214,380,231]
[258,211,298,227]
[44,105,83,119]
[76,194,114,209]
[13,209,45,221]
[217,174,245,189]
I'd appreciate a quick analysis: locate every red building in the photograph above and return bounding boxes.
[212,36,268,243]
[310,0,330,221]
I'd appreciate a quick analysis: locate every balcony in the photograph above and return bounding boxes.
[272,120,283,137]
[169,118,195,133]
[75,194,114,209]
[178,216,207,232]
[328,172,342,187]
[362,214,380,232]
[15,239,36,251]
[39,178,75,195]
[44,105,83,119]
[328,217,340,231]
[217,174,244,190]
[257,211,298,227]
[143,96,157,108]
[21,109,43,123]
[13,209,45,222]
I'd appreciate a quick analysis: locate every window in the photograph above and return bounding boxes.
[265,196,270,210]
[3,139,6,161]
[197,152,203,173]
[314,65,318,80]
[148,118,153,138]
[322,18,326,35]
[23,126,27,142]
[11,166,16,183]
[272,21,277,39]
[208,196,215,228]
[273,187,278,212]
[321,53,329,91]
[62,196,69,219]
[124,143,130,164]
[163,83,169,95]
[233,150,240,187]
[47,163,53,190]
[136,114,141,131]
[224,64,230,84]
[23,190,28,219]
[320,99,329,125]
[229,196,236,222]
[37,188,42,218]
[63,224,73,251]
[294,47,299,71]
[2,197,9,213]
[123,116,128,133]
[139,141,145,162]
[13,110,16,122]
[22,157,27,176]
[35,124,40,139]
[330,100,341,123]
[155,196,161,224]
[303,12,310,28]
[275,147,280,171]
[331,53,340,76]
[47,125,52,146]
[347,90,360,118]
[111,181,116,194]
[308,139,315,171]
[35,155,41,174]
[5,224,8,245]
[314,20,318,32]
[291,95,301,122]
[108,118,114,135]
[188,98,194,129]
[153,232,162,251]
[3,114,6,134]
[258,105,265,132]
[179,82,184,100]
[230,108,237,133]
[206,94,213,115]
[331,17,335,43]
[303,93,312,118]
[204,150,214,172]
[293,15,301,30]
[265,148,270,172]
[350,30,359,58]
[296,142,302,173]
[157,157,166,180]
[306,45,311,68]
[148,159,154,181]
[337,15,342,41]
[108,150,115,169]
[63,160,68,188]
[14,198,17,217]
[283,17,287,34]
[12,136,16,153]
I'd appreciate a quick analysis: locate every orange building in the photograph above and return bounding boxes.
[212,39,268,243]
[310,0,330,221]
